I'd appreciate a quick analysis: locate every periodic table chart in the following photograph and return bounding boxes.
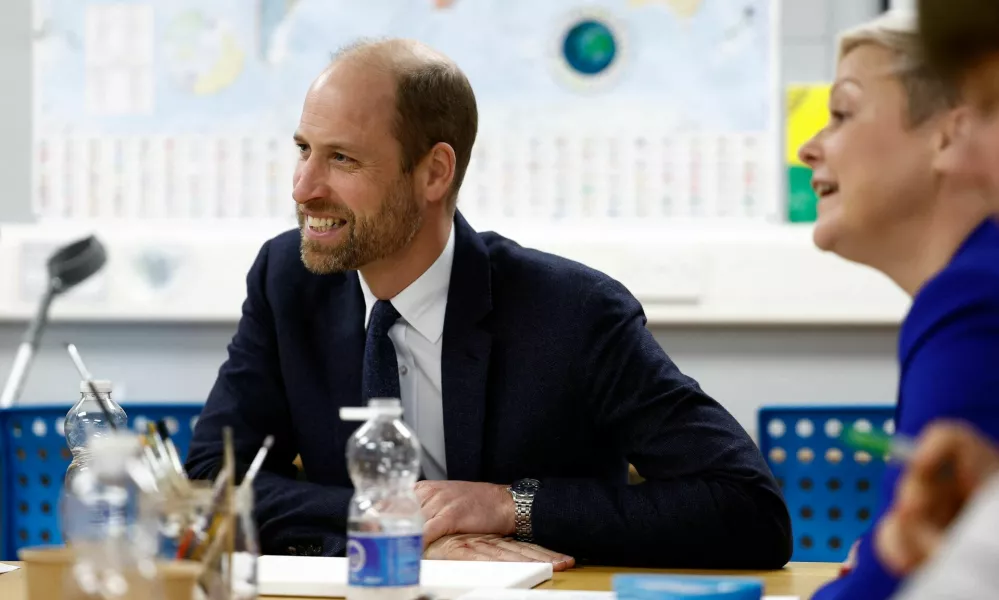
[31,0,780,225]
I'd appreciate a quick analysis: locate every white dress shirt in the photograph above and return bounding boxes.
[358,225,454,480]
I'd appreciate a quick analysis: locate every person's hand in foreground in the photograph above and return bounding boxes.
[415,481,517,546]
[424,534,575,571]
[877,421,999,575]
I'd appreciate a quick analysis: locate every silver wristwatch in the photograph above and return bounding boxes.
[508,478,540,542]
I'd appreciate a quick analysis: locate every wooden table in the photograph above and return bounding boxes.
[0,561,839,599]
[539,564,838,597]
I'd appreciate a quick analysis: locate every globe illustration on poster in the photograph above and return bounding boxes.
[562,19,617,76]
[552,9,626,92]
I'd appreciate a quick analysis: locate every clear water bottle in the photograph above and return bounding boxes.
[65,380,128,487]
[342,398,423,600]
[61,432,161,600]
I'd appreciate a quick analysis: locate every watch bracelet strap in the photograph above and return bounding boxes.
[513,493,534,542]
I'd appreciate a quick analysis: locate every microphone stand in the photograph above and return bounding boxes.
[0,283,57,409]
[0,234,106,409]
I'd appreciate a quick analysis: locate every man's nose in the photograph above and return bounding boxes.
[292,157,330,205]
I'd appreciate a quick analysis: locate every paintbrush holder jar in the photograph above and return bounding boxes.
[158,481,215,560]
[229,484,259,600]
[199,483,258,600]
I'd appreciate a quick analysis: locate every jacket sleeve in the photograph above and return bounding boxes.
[185,240,353,557]
[531,278,792,569]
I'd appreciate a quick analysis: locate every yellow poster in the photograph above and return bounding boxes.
[786,84,830,222]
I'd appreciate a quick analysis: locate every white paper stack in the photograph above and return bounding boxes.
[257,556,553,599]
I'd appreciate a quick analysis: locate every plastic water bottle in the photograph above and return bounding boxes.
[65,380,128,487]
[341,398,424,600]
[61,432,161,600]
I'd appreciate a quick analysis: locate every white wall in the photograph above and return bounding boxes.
[0,0,897,440]
[782,0,883,82]
[0,0,31,223]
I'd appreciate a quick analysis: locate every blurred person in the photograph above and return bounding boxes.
[873,422,999,599]
[185,38,791,568]
[889,427,999,599]
[919,0,999,199]
[881,3,999,598]
[797,10,999,600]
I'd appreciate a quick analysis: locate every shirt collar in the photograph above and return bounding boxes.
[358,224,455,344]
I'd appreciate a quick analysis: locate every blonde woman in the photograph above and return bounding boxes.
[798,11,999,600]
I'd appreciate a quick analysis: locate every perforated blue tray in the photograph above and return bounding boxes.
[0,404,203,560]
[758,405,895,562]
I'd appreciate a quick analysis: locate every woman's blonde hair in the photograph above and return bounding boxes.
[837,10,960,126]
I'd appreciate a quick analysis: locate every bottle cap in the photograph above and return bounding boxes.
[340,398,404,422]
[80,379,113,394]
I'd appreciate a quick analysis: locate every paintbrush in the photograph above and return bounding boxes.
[157,419,188,477]
[196,519,230,599]
[237,435,274,494]
[224,426,236,600]
[65,343,116,430]
[180,434,272,561]
[146,421,190,495]
[176,469,231,560]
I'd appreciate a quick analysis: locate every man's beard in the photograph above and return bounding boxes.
[298,180,423,275]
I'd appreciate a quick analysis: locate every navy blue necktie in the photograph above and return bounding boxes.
[362,300,401,401]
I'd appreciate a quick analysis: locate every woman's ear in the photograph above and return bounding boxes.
[932,106,974,177]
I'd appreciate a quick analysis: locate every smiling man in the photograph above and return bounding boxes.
[186,38,791,569]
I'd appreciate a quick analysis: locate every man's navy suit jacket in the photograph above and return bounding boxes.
[186,212,792,568]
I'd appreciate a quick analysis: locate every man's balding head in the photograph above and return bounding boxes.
[326,39,479,210]
[293,39,477,275]
[332,38,451,73]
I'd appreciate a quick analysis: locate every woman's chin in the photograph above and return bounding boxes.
[812,218,841,253]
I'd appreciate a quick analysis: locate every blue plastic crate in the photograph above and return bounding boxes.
[758,405,895,563]
[0,403,203,561]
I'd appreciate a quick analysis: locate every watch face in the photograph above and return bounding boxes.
[513,478,540,494]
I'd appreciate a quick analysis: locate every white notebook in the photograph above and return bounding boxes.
[257,556,553,598]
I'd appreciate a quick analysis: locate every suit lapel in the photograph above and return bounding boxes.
[441,212,493,482]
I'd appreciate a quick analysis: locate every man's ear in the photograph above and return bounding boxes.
[932,106,973,177]
[417,142,457,208]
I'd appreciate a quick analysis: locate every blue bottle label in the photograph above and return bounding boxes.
[347,533,422,587]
